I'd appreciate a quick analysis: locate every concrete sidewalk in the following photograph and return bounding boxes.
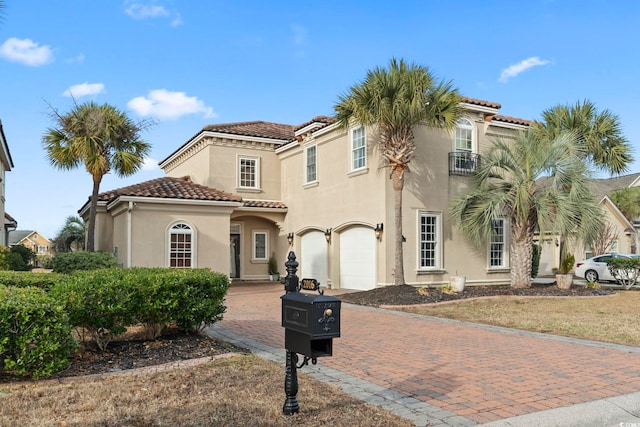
[205,283,640,426]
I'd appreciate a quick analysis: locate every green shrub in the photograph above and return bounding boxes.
[0,285,77,379]
[559,253,575,274]
[0,271,63,291]
[167,269,230,332]
[607,257,640,289]
[7,245,35,271]
[51,269,137,350]
[50,251,118,274]
[531,244,541,278]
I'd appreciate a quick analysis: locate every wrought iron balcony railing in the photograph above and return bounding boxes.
[448,152,481,176]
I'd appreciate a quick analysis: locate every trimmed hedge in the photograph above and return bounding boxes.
[51,268,230,349]
[50,251,118,274]
[0,285,77,379]
[0,271,64,291]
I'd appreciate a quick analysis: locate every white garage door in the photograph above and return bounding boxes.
[300,231,328,287]
[340,227,376,290]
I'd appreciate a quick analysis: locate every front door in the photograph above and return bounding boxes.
[230,234,241,278]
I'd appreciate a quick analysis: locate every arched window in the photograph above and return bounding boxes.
[169,223,194,268]
[454,118,474,153]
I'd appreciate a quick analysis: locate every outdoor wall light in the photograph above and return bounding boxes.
[325,228,332,244]
[375,223,384,240]
[287,232,294,246]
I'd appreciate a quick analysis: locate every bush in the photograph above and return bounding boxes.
[50,251,118,274]
[8,245,35,271]
[51,269,138,351]
[0,285,77,379]
[559,253,575,274]
[531,244,541,278]
[607,257,640,289]
[0,270,63,291]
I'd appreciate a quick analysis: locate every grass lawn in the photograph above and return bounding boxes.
[396,290,640,346]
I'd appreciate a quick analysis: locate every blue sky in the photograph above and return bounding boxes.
[2,0,640,239]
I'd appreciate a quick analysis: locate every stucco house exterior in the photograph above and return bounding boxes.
[81,97,540,290]
[0,120,14,246]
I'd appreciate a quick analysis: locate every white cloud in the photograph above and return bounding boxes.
[62,82,106,98]
[66,54,85,64]
[0,37,53,66]
[141,157,159,171]
[499,56,550,83]
[124,1,183,26]
[127,89,216,120]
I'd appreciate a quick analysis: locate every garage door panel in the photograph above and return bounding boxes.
[340,227,375,290]
[301,232,328,287]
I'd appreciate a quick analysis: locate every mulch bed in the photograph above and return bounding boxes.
[339,283,613,307]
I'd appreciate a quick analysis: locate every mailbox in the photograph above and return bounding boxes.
[281,291,341,358]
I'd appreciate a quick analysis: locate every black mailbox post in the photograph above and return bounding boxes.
[280,251,341,415]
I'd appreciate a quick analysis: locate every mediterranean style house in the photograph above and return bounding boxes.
[81,97,539,290]
[0,120,14,246]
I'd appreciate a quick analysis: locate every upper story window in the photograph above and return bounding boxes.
[351,127,366,171]
[169,222,194,268]
[418,212,442,269]
[305,145,317,183]
[454,118,474,153]
[238,156,260,189]
[489,218,508,268]
[37,245,48,253]
[449,118,479,176]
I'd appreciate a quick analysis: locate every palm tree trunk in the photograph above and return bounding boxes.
[87,175,102,252]
[510,221,533,288]
[392,169,405,285]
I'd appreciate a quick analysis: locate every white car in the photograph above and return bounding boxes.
[574,253,640,282]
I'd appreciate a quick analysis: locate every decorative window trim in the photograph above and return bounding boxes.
[168,222,196,268]
[454,118,476,153]
[350,126,367,171]
[237,155,260,190]
[304,144,318,184]
[252,230,268,261]
[417,211,442,270]
[488,218,509,269]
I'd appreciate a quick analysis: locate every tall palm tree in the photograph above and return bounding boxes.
[53,215,86,253]
[334,58,462,285]
[450,131,603,288]
[531,100,632,175]
[43,102,151,251]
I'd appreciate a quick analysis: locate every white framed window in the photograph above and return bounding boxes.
[37,245,48,253]
[169,223,194,268]
[489,218,508,268]
[238,156,260,189]
[305,145,317,183]
[253,231,268,260]
[418,212,441,269]
[453,118,476,171]
[610,240,619,253]
[351,127,366,171]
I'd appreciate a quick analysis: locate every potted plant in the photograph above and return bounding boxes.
[268,254,279,281]
[556,253,575,290]
[449,272,466,292]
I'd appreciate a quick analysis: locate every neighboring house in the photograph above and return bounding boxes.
[81,97,536,290]
[8,230,53,266]
[0,120,14,246]
[536,173,640,275]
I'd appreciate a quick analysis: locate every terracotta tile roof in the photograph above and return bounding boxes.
[202,121,296,141]
[461,97,502,110]
[294,116,335,132]
[242,199,287,209]
[487,114,531,126]
[95,176,243,204]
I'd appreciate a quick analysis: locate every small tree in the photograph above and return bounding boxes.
[607,257,640,289]
[590,222,619,257]
[8,245,35,271]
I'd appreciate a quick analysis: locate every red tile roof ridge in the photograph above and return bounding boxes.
[461,96,502,109]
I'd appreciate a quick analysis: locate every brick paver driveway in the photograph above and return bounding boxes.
[212,282,640,425]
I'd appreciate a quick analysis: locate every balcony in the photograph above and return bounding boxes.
[449,152,481,176]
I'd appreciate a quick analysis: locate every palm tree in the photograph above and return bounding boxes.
[43,102,151,251]
[334,58,462,285]
[53,215,86,253]
[450,131,603,288]
[531,100,632,175]
[610,187,640,221]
